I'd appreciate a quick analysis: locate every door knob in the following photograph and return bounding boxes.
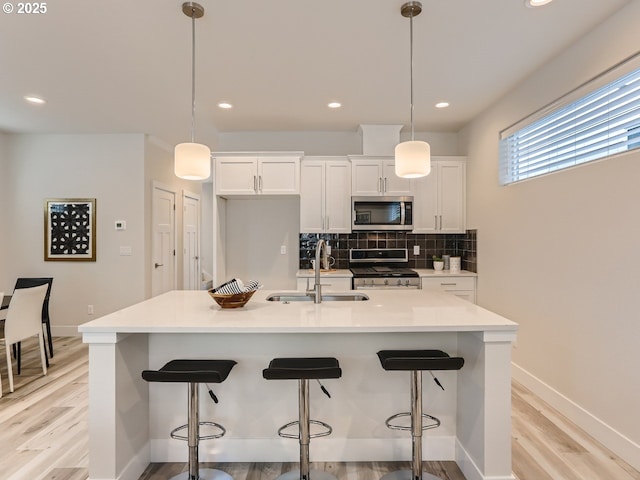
[154,263,163,268]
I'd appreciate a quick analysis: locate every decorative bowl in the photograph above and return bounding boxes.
[208,289,256,309]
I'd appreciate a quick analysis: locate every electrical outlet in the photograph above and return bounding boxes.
[280,245,287,255]
[326,245,332,255]
[413,245,420,255]
[88,305,94,315]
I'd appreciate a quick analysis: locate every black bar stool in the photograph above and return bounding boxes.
[142,359,237,480]
[377,350,464,480]
[263,357,342,480]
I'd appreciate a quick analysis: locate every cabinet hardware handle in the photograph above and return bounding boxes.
[441,283,457,286]
[326,216,329,231]
[253,175,257,192]
[154,263,163,268]
[440,215,443,230]
[434,215,438,230]
[384,177,388,193]
[378,177,382,193]
[259,175,263,192]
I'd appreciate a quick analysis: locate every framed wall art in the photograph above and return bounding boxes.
[44,198,96,261]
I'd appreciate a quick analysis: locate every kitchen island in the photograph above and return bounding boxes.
[79,289,518,480]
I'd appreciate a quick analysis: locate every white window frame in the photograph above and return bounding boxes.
[499,51,640,185]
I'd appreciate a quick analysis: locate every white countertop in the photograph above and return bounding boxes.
[79,289,516,335]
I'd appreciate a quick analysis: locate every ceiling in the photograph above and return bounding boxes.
[0,0,631,149]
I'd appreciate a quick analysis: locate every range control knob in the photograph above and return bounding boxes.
[384,278,389,285]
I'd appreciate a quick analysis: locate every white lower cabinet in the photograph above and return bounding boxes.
[421,276,476,304]
[296,276,352,292]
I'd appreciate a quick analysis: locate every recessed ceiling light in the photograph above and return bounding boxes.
[218,102,233,109]
[525,0,553,7]
[24,95,46,105]
[328,102,342,109]
[435,102,450,109]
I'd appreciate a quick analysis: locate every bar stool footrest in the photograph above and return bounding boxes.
[277,419,333,439]
[385,412,441,431]
[170,421,226,441]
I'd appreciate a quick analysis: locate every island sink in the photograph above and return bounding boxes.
[266,292,369,302]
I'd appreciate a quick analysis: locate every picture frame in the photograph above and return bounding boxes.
[44,198,96,261]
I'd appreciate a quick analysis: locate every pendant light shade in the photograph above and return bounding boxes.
[175,2,210,181]
[395,1,431,179]
[395,140,431,178]
[175,142,211,180]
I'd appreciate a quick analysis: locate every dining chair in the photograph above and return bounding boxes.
[0,284,48,397]
[14,277,54,362]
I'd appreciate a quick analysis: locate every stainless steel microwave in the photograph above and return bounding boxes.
[352,196,413,231]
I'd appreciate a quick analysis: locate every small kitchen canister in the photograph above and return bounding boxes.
[449,256,461,273]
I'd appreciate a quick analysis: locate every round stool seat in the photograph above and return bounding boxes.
[142,359,237,383]
[262,357,342,380]
[377,349,464,371]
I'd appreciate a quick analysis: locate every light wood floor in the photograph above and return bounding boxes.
[1,337,638,480]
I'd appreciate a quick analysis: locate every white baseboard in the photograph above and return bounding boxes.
[150,436,456,463]
[88,442,149,480]
[52,326,82,337]
[512,362,640,472]
[455,440,515,480]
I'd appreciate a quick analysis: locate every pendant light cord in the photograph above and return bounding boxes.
[190,9,196,143]
[409,11,415,141]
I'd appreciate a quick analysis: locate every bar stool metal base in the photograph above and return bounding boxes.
[274,469,339,480]
[380,470,441,480]
[169,468,234,480]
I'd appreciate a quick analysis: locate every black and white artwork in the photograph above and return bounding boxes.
[44,199,96,261]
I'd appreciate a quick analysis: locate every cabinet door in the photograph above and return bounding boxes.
[438,161,466,233]
[351,160,383,196]
[412,168,438,233]
[215,157,258,195]
[300,161,325,233]
[325,161,352,232]
[382,160,413,195]
[258,157,300,194]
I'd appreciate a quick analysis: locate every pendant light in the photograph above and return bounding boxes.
[395,1,431,179]
[175,2,211,180]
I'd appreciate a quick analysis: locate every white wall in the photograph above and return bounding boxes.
[143,136,203,295]
[0,133,7,279]
[224,198,300,290]
[460,1,640,469]
[1,134,146,335]
[219,130,461,156]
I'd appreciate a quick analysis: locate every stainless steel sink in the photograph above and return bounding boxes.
[266,292,369,302]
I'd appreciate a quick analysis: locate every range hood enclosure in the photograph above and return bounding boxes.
[358,124,402,156]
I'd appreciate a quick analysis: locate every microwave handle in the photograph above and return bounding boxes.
[400,201,405,225]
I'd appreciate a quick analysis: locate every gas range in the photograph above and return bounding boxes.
[349,248,420,289]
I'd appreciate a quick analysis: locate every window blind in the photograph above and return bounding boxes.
[499,56,640,185]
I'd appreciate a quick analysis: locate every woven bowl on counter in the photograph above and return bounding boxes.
[208,289,256,309]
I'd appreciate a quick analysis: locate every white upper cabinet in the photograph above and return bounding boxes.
[214,154,301,196]
[413,157,466,233]
[350,157,412,196]
[300,157,351,233]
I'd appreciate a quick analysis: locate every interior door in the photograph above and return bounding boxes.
[152,184,176,296]
[183,191,201,290]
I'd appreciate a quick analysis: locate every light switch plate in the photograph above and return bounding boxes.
[280,245,287,255]
[119,246,132,256]
[413,245,420,255]
[115,220,126,230]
